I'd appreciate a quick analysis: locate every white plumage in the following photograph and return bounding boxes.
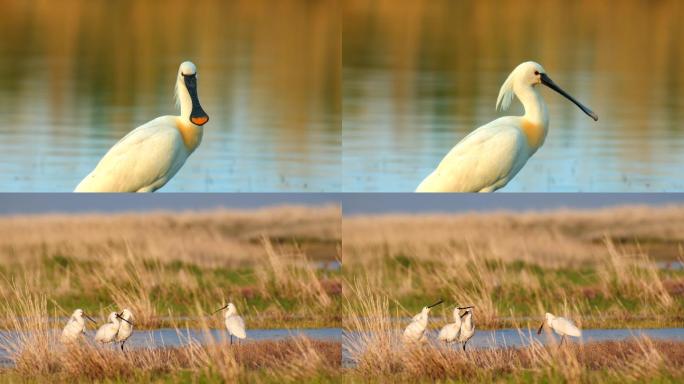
[416,61,598,192]
[403,300,442,343]
[403,308,430,343]
[75,61,209,192]
[457,308,475,351]
[95,312,121,344]
[215,302,246,345]
[115,308,134,351]
[438,307,463,344]
[538,312,582,344]
[60,309,94,344]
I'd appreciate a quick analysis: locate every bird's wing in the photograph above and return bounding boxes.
[554,317,582,337]
[227,315,246,339]
[417,119,529,192]
[75,117,186,192]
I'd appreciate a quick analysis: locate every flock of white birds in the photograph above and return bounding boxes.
[402,300,582,350]
[59,302,247,351]
[60,308,134,350]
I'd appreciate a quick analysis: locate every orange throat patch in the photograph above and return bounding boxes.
[520,119,546,149]
[176,120,203,152]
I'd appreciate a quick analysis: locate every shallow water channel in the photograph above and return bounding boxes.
[0,327,341,367]
[342,328,684,368]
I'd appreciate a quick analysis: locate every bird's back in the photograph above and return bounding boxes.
[95,323,118,343]
[416,118,530,192]
[438,323,460,342]
[61,318,83,342]
[226,315,246,339]
[553,317,581,337]
[75,117,188,192]
[403,320,425,341]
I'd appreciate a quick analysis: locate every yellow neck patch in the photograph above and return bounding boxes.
[176,119,203,152]
[521,119,546,149]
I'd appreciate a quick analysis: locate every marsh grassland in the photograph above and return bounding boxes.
[0,206,341,383]
[343,205,684,382]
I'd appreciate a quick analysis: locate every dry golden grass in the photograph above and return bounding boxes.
[344,205,684,268]
[0,284,341,383]
[0,205,340,267]
[0,206,341,329]
[343,279,684,383]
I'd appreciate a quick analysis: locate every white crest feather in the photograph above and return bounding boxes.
[495,70,516,112]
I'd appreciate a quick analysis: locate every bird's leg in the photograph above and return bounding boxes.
[560,336,565,346]
[230,334,233,346]
[121,340,126,352]
[462,341,467,352]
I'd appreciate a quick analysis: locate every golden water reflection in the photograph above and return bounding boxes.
[0,0,340,191]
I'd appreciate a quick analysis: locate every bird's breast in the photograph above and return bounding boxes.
[176,119,204,152]
[520,119,547,150]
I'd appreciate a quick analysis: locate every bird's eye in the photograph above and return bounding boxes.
[534,71,539,75]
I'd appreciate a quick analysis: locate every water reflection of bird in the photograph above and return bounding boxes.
[537,312,582,345]
[214,302,247,345]
[75,61,209,192]
[416,61,598,192]
[402,299,443,343]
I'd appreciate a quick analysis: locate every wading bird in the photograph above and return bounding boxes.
[60,309,96,343]
[214,302,246,345]
[402,299,443,343]
[438,306,473,346]
[115,308,134,351]
[416,61,598,192]
[75,61,209,192]
[95,311,134,344]
[457,307,475,351]
[537,312,582,345]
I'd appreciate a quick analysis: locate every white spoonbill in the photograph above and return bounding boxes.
[60,309,96,344]
[457,307,475,351]
[115,308,134,351]
[214,302,246,345]
[74,61,209,192]
[437,305,472,345]
[537,312,582,345]
[416,61,598,192]
[402,299,443,343]
[95,311,134,344]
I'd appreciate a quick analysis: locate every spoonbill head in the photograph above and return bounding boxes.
[416,61,598,193]
[176,61,209,126]
[497,61,598,121]
[537,312,582,342]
